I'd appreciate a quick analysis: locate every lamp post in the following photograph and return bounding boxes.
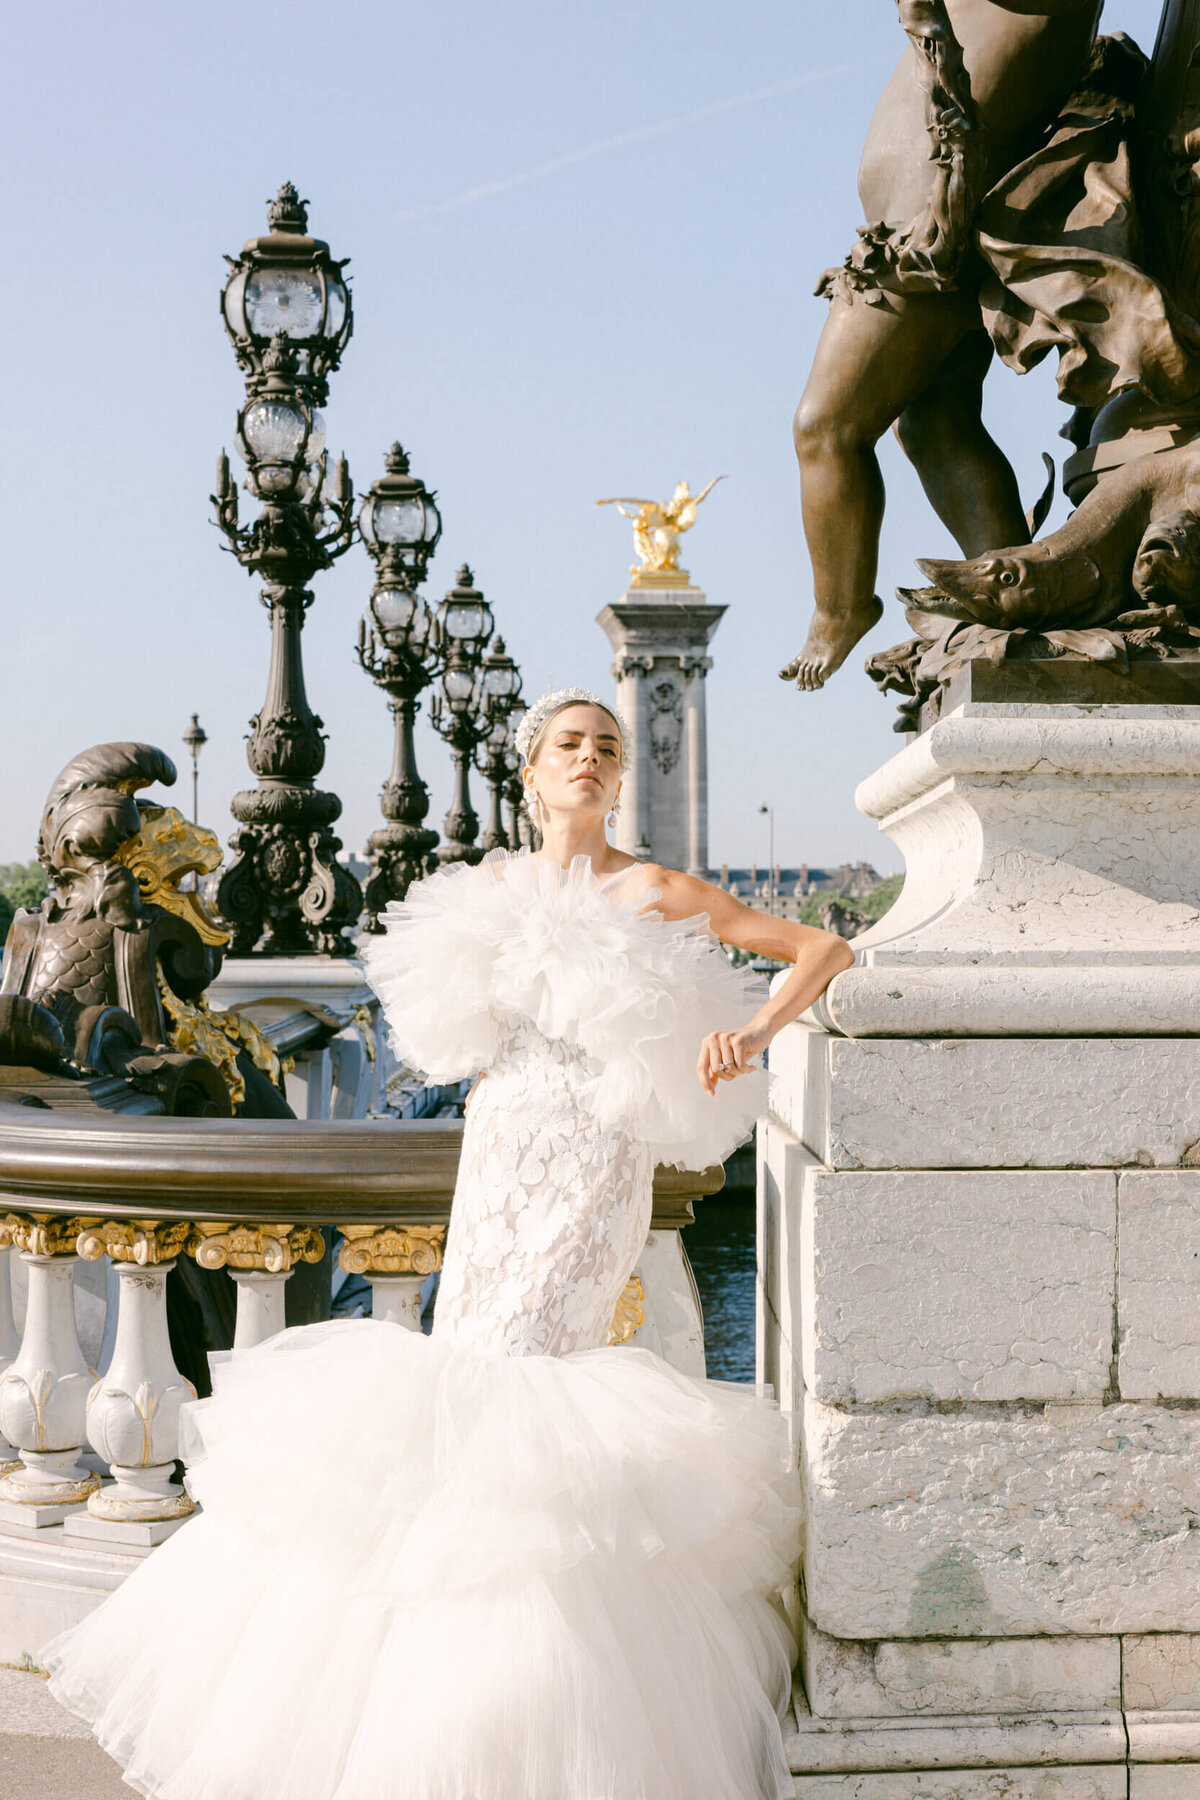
[182,715,208,824]
[211,183,362,957]
[475,638,522,854]
[430,566,493,866]
[355,444,445,929]
[758,803,775,915]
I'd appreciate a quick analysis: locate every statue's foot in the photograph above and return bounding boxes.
[779,596,884,691]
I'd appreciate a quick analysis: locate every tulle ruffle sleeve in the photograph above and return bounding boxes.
[361,849,769,1168]
[359,859,508,1082]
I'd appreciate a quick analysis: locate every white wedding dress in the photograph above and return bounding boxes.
[43,849,801,1800]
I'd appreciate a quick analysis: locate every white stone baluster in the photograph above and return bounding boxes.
[338,1225,445,1330]
[0,1214,101,1526]
[0,1219,22,1475]
[189,1222,325,1350]
[67,1221,197,1547]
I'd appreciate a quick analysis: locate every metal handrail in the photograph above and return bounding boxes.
[0,1111,723,1227]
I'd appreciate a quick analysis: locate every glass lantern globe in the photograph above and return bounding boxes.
[481,637,519,699]
[371,586,420,648]
[443,665,476,706]
[359,445,442,576]
[220,186,353,399]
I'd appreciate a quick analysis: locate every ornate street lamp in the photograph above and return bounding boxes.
[355,444,446,929]
[430,566,494,866]
[182,714,208,824]
[220,181,351,407]
[474,638,523,854]
[211,185,362,957]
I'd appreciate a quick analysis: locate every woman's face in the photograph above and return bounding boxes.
[525,704,623,824]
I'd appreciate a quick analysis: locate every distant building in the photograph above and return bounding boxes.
[707,861,880,920]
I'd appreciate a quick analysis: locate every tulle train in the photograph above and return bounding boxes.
[44,1319,800,1800]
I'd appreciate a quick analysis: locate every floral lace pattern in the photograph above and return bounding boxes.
[433,1017,651,1357]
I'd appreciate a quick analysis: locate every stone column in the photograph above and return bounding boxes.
[0,1223,22,1476]
[70,1220,197,1546]
[598,582,725,871]
[188,1222,326,1349]
[760,665,1200,1789]
[337,1224,445,1329]
[0,1215,102,1526]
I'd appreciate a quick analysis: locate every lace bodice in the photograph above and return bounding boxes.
[432,1019,651,1356]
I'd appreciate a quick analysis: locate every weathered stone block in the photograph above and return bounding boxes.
[769,1029,1200,1173]
[1124,1634,1200,1710]
[800,1167,1115,1404]
[756,1118,808,1411]
[800,1616,1120,1719]
[791,1774,1123,1799]
[802,1396,1200,1641]
[1119,1174,1200,1400]
[1130,1769,1200,1799]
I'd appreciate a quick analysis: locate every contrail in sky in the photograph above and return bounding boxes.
[394,65,855,223]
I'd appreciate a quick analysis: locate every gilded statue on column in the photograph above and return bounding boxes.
[596,476,726,585]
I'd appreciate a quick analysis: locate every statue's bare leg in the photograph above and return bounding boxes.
[894,330,1029,557]
[783,288,983,691]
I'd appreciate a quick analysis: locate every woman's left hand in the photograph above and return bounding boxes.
[697,1023,769,1097]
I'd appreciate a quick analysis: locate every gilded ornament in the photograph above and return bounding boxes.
[156,970,285,1109]
[607,1272,645,1347]
[114,805,229,948]
[348,1003,378,1066]
[187,1222,325,1274]
[76,1220,192,1266]
[8,1214,102,1258]
[596,478,725,587]
[337,1224,445,1277]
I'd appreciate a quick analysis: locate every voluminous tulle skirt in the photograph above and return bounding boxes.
[43,1319,800,1800]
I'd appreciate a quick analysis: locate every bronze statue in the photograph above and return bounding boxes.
[0,742,283,1118]
[783,0,1200,694]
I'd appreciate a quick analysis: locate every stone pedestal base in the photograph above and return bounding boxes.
[761,693,1200,1787]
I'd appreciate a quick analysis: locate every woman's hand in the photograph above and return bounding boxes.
[697,1022,770,1097]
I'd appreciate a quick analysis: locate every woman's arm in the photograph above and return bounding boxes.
[464,1071,486,1113]
[648,867,856,1096]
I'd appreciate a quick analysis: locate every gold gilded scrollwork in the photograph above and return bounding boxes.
[76,1220,192,1266]
[114,804,228,947]
[348,1003,378,1066]
[337,1224,444,1277]
[187,1222,325,1274]
[4,1213,103,1258]
[607,1272,645,1346]
[156,973,285,1109]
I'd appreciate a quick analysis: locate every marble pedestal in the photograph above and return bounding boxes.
[207,956,381,1120]
[760,687,1200,1794]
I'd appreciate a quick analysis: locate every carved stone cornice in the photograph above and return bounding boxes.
[188,1222,326,1274]
[337,1223,445,1277]
[76,1219,193,1266]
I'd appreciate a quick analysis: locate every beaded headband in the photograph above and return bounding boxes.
[513,687,630,769]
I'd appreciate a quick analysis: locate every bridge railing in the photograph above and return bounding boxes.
[0,1110,720,1548]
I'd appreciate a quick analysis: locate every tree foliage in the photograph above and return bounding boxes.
[0,861,48,913]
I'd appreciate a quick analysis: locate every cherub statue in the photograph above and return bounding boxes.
[597,476,726,582]
[784,0,1126,691]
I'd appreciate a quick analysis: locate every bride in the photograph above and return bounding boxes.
[43,686,854,1800]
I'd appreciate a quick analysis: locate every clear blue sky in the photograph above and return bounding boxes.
[3,0,1154,876]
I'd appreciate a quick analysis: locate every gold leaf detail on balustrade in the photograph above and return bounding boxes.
[7,1214,103,1258]
[337,1224,445,1277]
[76,1219,192,1266]
[607,1273,645,1346]
[187,1222,325,1274]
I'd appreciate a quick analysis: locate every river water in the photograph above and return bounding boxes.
[685,1191,757,1383]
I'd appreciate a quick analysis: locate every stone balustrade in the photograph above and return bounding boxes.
[0,1110,720,1576]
